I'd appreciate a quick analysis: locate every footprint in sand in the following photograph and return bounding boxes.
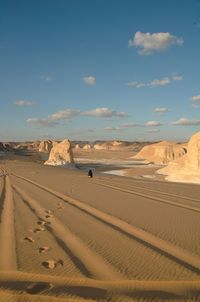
[42,259,64,269]
[57,202,65,210]
[38,246,50,253]
[45,214,54,219]
[24,236,34,243]
[37,220,46,226]
[38,220,51,226]
[33,227,45,233]
[45,210,54,215]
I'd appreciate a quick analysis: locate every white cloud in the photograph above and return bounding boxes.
[126,81,145,88]
[14,100,35,106]
[172,75,183,81]
[27,109,80,127]
[191,95,200,101]
[171,118,200,126]
[145,129,160,133]
[27,118,57,127]
[82,107,127,118]
[121,122,142,128]
[153,107,169,113]
[127,74,182,89]
[104,126,121,131]
[148,77,170,87]
[83,76,96,86]
[146,121,163,127]
[49,109,80,121]
[129,31,183,55]
[40,75,52,82]
[190,94,200,108]
[27,107,127,127]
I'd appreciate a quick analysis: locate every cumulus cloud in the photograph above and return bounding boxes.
[127,74,182,89]
[27,109,81,127]
[153,107,169,113]
[129,31,183,55]
[83,76,96,86]
[190,94,200,107]
[27,107,127,127]
[14,100,35,106]
[82,107,127,118]
[126,81,145,88]
[145,121,163,127]
[148,77,170,87]
[27,118,58,127]
[171,118,200,126]
[172,75,183,81]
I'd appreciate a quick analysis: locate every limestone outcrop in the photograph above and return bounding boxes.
[83,144,91,150]
[158,131,200,183]
[132,141,187,164]
[39,140,54,153]
[45,139,74,166]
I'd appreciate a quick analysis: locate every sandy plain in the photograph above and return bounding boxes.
[0,149,200,301]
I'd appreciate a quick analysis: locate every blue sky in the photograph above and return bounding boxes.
[0,0,200,141]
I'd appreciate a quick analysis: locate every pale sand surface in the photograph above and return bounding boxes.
[0,153,200,301]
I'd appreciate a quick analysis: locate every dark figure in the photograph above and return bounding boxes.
[88,169,93,178]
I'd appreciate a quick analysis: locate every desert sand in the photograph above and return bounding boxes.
[0,145,200,301]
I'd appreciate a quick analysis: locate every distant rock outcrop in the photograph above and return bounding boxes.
[93,141,125,151]
[39,140,54,153]
[93,143,108,150]
[158,131,200,183]
[111,141,123,147]
[83,144,91,150]
[0,142,5,152]
[45,139,74,166]
[75,144,80,149]
[132,141,187,164]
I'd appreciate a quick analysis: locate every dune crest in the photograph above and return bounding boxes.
[158,131,200,183]
[132,141,187,164]
[44,139,74,166]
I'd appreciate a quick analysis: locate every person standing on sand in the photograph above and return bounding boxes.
[88,169,93,178]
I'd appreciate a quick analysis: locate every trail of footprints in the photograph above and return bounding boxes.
[23,203,65,270]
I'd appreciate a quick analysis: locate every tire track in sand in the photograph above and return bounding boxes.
[95,176,200,205]
[12,173,200,275]
[12,183,121,280]
[93,179,200,214]
[1,271,200,298]
[0,175,17,270]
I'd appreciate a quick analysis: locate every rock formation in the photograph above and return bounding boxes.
[111,141,123,147]
[158,131,200,183]
[83,144,91,150]
[93,143,108,150]
[45,139,74,166]
[132,141,187,164]
[75,144,80,149]
[39,140,54,153]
